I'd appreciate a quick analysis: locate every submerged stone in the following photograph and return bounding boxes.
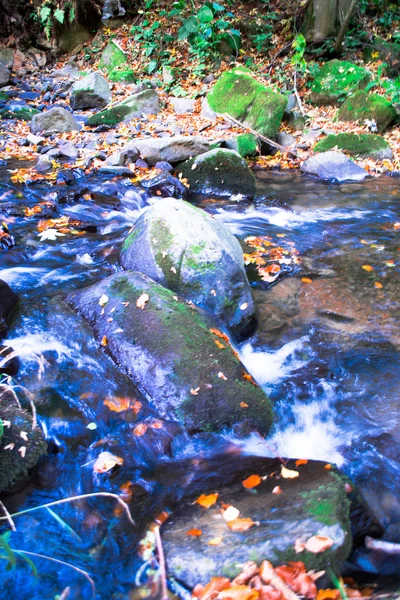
[301,151,369,182]
[70,72,111,110]
[161,458,352,589]
[310,60,370,106]
[66,271,272,434]
[314,133,392,160]
[337,90,397,133]
[87,89,159,126]
[207,67,287,140]
[178,148,256,197]
[120,198,256,340]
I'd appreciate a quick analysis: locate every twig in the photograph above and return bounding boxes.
[365,536,400,555]
[0,501,16,531]
[0,492,135,528]
[154,525,168,600]
[11,549,96,598]
[293,70,306,116]
[222,113,297,158]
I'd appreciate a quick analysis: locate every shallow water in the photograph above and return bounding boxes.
[0,170,400,597]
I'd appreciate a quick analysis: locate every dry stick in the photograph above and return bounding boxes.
[333,0,358,54]
[222,113,297,158]
[293,70,306,116]
[0,501,16,531]
[11,549,96,598]
[154,525,169,600]
[0,492,135,528]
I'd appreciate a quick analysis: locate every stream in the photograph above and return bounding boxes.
[0,168,399,598]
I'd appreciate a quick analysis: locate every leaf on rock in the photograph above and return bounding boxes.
[295,459,308,467]
[242,474,261,489]
[222,506,240,522]
[361,265,374,272]
[136,292,149,309]
[101,335,108,347]
[227,518,255,532]
[208,537,223,546]
[133,423,148,436]
[272,486,282,494]
[93,451,123,473]
[99,294,109,307]
[192,577,231,599]
[316,590,341,600]
[281,466,299,479]
[304,535,334,553]
[195,493,219,508]
[217,584,259,600]
[103,396,131,412]
[186,528,203,537]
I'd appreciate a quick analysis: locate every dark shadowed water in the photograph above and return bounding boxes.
[0,169,399,597]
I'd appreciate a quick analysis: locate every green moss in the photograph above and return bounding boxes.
[314,132,390,157]
[0,106,39,121]
[337,90,397,133]
[207,69,287,139]
[236,133,259,157]
[310,60,370,106]
[87,103,134,126]
[121,226,141,251]
[109,68,136,83]
[99,40,126,73]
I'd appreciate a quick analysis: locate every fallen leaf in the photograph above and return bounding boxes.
[242,474,261,489]
[18,446,26,458]
[104,396,131,412]
[227,518,255,532]
[240,402,249,408]
[214,339,226,349]
[99,294,109,307]
[240,302,249,311]
[316,590,341,600]
[272,486,282,494]
[301,277,313,284]
[374,282,383,289]
[209,328,230,343]
[186,528,203,537]
[362,265,374,272]
[195,493,219,509]
[193,577,231,599]
[93,451,123,473]
[295,459,308,467]
[136,292,149,309]
[218,372,228,380]
[304,535,334,553]
[133,423,148,436]
[222,506,240,521]
[281,466,299,479]
[233,562,259,585]
[217,585,259,600]
[191,387,200,395]
[208,537,223,546]
[101,335,108,347]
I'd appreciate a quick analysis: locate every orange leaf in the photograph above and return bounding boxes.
[227,518,255,532]
[103,396,131,413]
[272,486,282,494]
[155,511,169,525]
[242,475,261,489]
[240,402,249,408]
[316,590,341,600]
[214,339,226,349]
[133,423,148,436]
[301,277,313,284]
[217,585,259,600]
[209,328,230,343]
[374,282,383,289]
[193,577,231,599]
[132,400,142,414]
[362,265,374,272]
[295,459,308,467]
[186,528,203,537]
[101,335,108,347]
[304,535,334,553]
[195,493,219,509]
[218,371,228,381]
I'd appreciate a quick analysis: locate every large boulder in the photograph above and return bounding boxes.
[0,48,14,69]
[120,199,256,340]
[57,24,92,54]
[178,148,256,197]
[87,89,159,126]
[207,67,287,140]
[99,39,126,73]
[314,133,393,161]
[31,107,81,134]
[310,60,370,106]
[161,458,352,589]
[66,271,272,434]
[0,280,18,339]
[224,133,259,157]
[301,151,369,182]
[70,72,111,110]
[337,91,397,133]
[0,64,10,88]
[133,135,213,166]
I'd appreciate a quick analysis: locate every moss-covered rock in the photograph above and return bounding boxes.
[225,133,259,157]
[120,198,256,341]
[0,106,39,121]
[87,89,159,126]
[301,151,368,182]
[70,72,111,110]
[108,68,136,83]
[337,90,397,133]
[314,133,392,160]
[207,68,287,140]
[161,458,352,589]
[178,148,256,198]
[99,40,127,73]
[66,271,272,434]
[310,60,370,106]
[0,401,47,493]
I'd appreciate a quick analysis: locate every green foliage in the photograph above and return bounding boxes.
[291,33,307,72]
[38,1,76,40]
[0,532,38,576]
[366,64,400,103]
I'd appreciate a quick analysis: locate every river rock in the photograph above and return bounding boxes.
[66,271,272,433]
[310,60,370,106]
[169,97,195,114]
[254,279,301,344]
[132,135,213,166]
[314,133,393,161]
[207,67,287,140]
[87,89,159,127]
[31,107,81,134]
[99,39,126,73]
[0,280,18,339]
[140,172,188,199]
[120,199,256,340]
[301,151,368,182]
[0,49,14,70]
[0,65,10,88]
[70,72,111,110]
[337,91,397,133]
[224,133,259,157]
[178,148,256,197]
[161,458,352,589]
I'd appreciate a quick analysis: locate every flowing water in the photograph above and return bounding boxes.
[0,168,399,597]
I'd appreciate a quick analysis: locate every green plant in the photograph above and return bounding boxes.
[0,532,38,576]
[366,64,400,103]
[38,0,76,39]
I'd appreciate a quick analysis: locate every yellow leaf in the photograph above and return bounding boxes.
[362,265,374,272]
[227,518,256,532]
[136,293,149,309]
[208,537,223,546]
[101,335,108,347]
[301,277,313,284]
[281,465,299,479]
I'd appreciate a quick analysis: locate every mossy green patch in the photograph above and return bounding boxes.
[207,68,287,140]
[236,133,259,157]
[87,103,133,127]
[337,90,397,133]
[0,106,39,121]
[99,40,126,73]
[314,132,391,159]
[109,68,136,83]
[310,60,370,106]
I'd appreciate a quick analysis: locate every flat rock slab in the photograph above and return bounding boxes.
[133,135,213,166]
[301,151,368,182]
[66,271,272,434]
[161,458,352,589]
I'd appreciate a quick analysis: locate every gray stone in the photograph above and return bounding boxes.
[52,64,81,80]
[120,198,256,340]
[66,271,272,433]
[57,25,92,54]
[119,144,140,165]
[98,166,133,176]
[201,97,217,120]
[162,459,352,589]
[70,72,111,110]
[31,107,81,134]
[178,148,256,198]
[26,133,45,145]
[0,49,14,70]
[288,110,306,131]
[277,132,296,148]
[132,135,213,166]
[0,65,10,88]
[301,151,369,182]
[98,40,126,73]
[0,280,18,340]
[58,141,78,159]
[35,155,53,173]
[169,97,196,114]
[87,89,160,127]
